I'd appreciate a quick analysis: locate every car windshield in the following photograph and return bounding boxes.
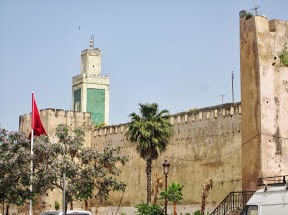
[240,205,258,215]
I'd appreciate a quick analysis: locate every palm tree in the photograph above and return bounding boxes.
[126,103,172,203]
[159,182,184,215]
[201,178,213,214]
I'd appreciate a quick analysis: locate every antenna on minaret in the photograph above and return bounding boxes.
[251,5,260,16]
[89,34,94,49]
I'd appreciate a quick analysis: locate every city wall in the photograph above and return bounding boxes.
[18,103,242,213]
[91,103,242,206]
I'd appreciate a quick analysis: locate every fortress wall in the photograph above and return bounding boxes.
[19,109,93,211]
[19,109,92,147]
[241,16,288,190]
[91,103,242,206]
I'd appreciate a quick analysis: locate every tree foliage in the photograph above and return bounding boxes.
[159,182,184,215]
[0,125,128,213]
[49,124,128,209]
[0,128,54,213]
[126,103,172,203]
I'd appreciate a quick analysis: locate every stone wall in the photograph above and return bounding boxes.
[19,103,242,211]
[20,108,92,147]
[91,103,242,206]
[240,16,288,191]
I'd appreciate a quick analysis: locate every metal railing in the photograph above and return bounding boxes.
[210,191,254,215]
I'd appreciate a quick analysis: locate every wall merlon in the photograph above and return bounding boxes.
[222,108,226,116]
[269,19,288,32]
[207,111,210,119]
[230,107,235,115]
[177,115,181,124]
[199,112,203,120]
[22,113,31,121]
[55,109,65,117]
[214,110,218,118]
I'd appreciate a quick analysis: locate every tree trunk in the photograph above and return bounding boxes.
[173,202,177,215]
[146,158,152,203]
[85,200,88,210]
[5,204,9,215]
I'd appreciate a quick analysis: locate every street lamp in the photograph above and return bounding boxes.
[162,160,170,215]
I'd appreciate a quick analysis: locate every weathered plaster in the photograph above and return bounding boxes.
[240,16,288,191]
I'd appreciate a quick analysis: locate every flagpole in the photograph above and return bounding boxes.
[30,92,34,215]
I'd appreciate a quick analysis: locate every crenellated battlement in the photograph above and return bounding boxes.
[92,102,241,137]
[20,108,91,121]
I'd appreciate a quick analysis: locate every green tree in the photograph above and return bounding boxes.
[159,182,184,215]
[126,103,172,203]
[0,128,54,215]
[50,124,128,211]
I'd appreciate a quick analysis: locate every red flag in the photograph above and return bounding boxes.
[31,93,46,136]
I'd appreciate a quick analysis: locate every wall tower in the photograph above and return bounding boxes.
[240,15,288,190]
[72,36,110,125]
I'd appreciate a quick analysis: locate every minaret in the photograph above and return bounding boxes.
[72,35,110,125]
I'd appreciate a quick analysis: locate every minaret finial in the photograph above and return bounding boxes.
[89,34,94,49]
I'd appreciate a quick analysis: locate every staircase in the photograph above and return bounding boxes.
[210,191,254,215]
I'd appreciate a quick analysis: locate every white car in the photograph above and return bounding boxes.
[40,210,92,215]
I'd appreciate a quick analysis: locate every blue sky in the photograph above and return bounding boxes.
[0,0,287,131]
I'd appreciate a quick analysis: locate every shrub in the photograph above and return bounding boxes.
[134,203,164,215]
[54,201,60,210]
[193,210,203,215]
[279,43,288,67]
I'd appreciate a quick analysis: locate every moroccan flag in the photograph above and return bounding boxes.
[31,93,47,136]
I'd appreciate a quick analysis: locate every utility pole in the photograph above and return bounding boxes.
[232,71,234,103]
[220,95,225,104]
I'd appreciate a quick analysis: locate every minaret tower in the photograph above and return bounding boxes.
[72,35,110,125]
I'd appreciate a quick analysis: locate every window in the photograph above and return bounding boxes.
[240,205,258,215]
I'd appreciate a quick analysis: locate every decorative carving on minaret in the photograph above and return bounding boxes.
[90,34,94,49]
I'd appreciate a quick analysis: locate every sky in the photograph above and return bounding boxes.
[0,0,287,131]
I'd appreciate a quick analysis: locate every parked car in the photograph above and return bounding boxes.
[40,210,92,215]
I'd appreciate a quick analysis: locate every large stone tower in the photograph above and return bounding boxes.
[72,36,110,125]
[240,15,288,191]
